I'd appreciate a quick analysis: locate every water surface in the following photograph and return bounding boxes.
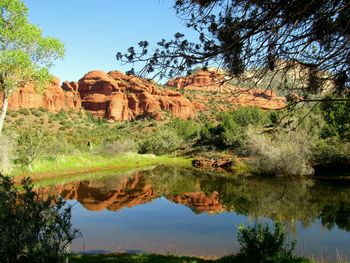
[37,166,350,261]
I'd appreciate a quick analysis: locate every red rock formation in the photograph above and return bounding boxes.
[3,77,81,112]
[167,68,227,88]
[78,70,196,121]
[166,69,286,110]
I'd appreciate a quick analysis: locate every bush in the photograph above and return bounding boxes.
[166,118,200,141]
[0,174,80,262]
[320,97,350,139]
[198,107,269,154]
[9,111,19,118]
[0,135,16,175]
[38,107,48,113]
[247,128,314,177]
[223,107,269,128]
[99,140,136,155]
[312,138,350,171]
[18,108,30,115]
[138,129,183,155]
[237,223,297,263]
[42,136,80,158]
[31,109,42,117]
[16,127,51,170]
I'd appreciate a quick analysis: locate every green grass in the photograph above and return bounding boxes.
[32,165,157,187]
[14,153,192,181]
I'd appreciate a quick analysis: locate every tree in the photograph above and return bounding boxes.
[117,0,350,101]
[16,126,50,170]
[0,0,64,133]
[0,174,80,262]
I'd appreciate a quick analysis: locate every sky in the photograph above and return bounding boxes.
[23,0,198,82]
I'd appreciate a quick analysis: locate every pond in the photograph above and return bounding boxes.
[36,165,350,261]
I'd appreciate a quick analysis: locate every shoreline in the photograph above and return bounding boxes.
[12,153,192,183]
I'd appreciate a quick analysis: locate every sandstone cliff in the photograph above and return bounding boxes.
[77,70,196,121]
[3,77,81,112]
[166,69,286,110]
[3,68,287,121]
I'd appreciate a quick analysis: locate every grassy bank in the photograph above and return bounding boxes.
[13,153,192,181]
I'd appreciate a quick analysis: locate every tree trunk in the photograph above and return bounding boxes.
[0,93,9,135]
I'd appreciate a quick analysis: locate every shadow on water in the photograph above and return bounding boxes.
[35,165,350,260]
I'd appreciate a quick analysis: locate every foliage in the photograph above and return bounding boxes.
[247,128,314,177]
[237,223,296,263]
[0,134,16,174]
[138,128,183,155]
[224,107,269,128]
[0,174,80,263]
[0,0,64,133]
[118,0,350,98]
[166,118,200,141]
[16,126,50,170]
[320,98,350,140]
[99,140,137,156]
[312,138,350,171]
[198,107,269,155]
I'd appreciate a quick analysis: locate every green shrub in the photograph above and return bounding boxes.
[9,111,19,118]
[0,175,80,262]
[198,107,270,154]
[57,109,67,117]
[18,108,30,115]
[38,106,48,113]
[138,129,183,155]
[166,118,200,141]
[312,138,350,171]
[247,128,314,177]
[320,97,350,139]
[42,136,79,158]
[237,223,297,263]
[16,127,51,170]
[99,140,136,156]
[0,135,16,175]
[31,108,42,117]
[221,107,268,128]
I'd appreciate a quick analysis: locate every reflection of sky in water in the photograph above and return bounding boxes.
[67,198,350,260]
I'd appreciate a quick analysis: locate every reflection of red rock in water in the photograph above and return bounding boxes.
[36,174,224,214]
[36,174,156,212]
[170,191,224,214]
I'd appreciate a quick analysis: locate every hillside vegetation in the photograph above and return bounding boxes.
[0,95,349,178]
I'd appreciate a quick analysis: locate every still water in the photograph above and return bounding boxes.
[37,166,350,261]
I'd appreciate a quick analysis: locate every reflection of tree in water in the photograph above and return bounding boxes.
[199,174,350,232]
[38,165,350,231]
[311,182,350,232]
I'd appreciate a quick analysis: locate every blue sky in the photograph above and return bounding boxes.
[23,1,198,82]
